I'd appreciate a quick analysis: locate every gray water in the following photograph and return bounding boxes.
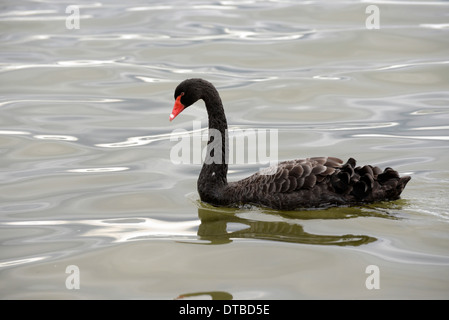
[1,0,449,299]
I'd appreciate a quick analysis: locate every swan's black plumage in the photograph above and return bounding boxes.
[170,78,411,210]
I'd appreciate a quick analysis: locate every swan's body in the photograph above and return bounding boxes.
[170,78,410,210]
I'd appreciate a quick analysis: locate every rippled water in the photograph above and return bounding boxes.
[1,0,449,299]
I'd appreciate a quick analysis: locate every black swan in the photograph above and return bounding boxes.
[170,78,411,210]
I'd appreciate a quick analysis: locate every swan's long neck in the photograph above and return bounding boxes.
[197,84,229,203]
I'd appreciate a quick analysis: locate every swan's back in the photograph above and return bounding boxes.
[225,157,411,210]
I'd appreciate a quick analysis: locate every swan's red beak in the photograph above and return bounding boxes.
[170,94,185,121]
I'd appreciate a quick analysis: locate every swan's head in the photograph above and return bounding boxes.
[170,78,213,121]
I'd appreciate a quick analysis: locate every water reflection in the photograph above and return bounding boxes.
[175,291,233,300]
[34,134,78,141]
[66,167,129,173]
[1,201,405,269]
[194,204,392,246]
[354,133,449,141]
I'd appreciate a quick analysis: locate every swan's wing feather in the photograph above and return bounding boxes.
[239,156,344,194]
[233,156,410,204]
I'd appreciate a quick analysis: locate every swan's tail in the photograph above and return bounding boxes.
[376,168,411,201]
[395,175,411,197]
[334,158,411,202]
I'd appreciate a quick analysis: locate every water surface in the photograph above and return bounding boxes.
[1,0,449,299]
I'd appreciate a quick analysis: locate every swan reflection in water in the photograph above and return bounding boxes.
[175,291,233,300]
[193,201,406,246]
[175,202,406,300]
